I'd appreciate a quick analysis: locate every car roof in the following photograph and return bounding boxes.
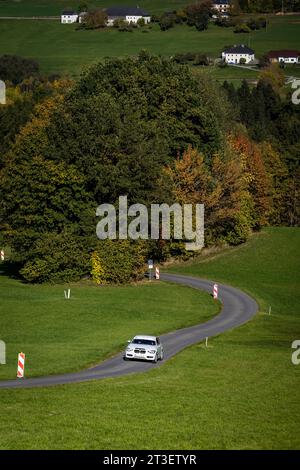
[133,335,157,341]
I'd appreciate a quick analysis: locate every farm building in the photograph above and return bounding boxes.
[222,44,255,64]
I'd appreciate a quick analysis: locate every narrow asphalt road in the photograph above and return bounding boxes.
[0,273,258,389]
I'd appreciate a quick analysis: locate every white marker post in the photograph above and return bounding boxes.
[268,306,271,315]
[148,259,153,281]
[0,250,4,261]
[205,337,208,347]
[64,289,71,299]
[213,283,218,300]
[155,266,160,280]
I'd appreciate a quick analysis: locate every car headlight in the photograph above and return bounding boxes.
[149,350,156,354]
[126,347,133,352]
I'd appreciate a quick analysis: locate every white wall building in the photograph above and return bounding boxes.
[105,6,151,25]
[61,10,78,24]
[267,50,300,64]
[222,44,255,64]
[213,0,231,13]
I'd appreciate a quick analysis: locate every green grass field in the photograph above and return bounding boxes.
[0,227,299,449]
[0,276,218,380]
[0,0,188,16]
[0,15,299,76]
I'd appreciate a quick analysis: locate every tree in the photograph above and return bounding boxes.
[137,17,145,27]
[0,53,234,282]
[258,141,289,225]
[258,63,285,94]
[82,9,107,29]
[0,55,39,85]
[230,0,242,15]
[237,80,254,127]
[159,13,176,30]
[185,1,213,31]
[78,2,88,13]
[228,133,272,227]
[165,146,253,245]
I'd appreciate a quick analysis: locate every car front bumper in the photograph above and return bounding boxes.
[124,351,156,361]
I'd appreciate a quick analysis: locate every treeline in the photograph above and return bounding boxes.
[0,53,299,283]
[222,68,299,226]
[0,54,68,162]
[238,0,300,13]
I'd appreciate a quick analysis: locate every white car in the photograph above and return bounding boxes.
[124,335,164,363]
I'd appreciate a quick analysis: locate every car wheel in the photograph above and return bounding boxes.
[123,356,128,361]
[160,351,164,361]
[152,354,157,364]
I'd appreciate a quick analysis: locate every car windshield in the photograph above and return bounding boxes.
[132,339,156,346]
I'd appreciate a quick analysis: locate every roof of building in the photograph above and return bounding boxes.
[267,49,300,58]
[223,44,255,55]
[105,6,149,17]
[62,10,77,15]
[213,0,231,4]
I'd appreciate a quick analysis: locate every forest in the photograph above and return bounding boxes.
[0,52,299,283]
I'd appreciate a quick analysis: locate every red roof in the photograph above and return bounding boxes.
[267,50,300,58]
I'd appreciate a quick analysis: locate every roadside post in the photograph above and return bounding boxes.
[148,259,153,281]
[17,352,25,378]
[213,283,218,300]
[155,266,160,280]
[64,289,71,299]
[0,249,4,261]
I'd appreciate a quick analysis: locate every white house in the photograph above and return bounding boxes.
[222,44,255,64]
[213,0,231,13]
[105,6,151,26]
[267,50,300,64]
[61,10,78,24]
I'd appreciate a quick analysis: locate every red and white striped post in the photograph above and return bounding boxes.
[0,249,4,261]
[17,352,25,378]
[213,283,218,300]
[155,267,160,280]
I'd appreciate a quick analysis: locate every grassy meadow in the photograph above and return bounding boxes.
[0,227,299,449]
[0,14,299,76]
[0,276,218,380]
[0,0,188,16]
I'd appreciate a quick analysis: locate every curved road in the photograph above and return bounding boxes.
[0,273,258,389]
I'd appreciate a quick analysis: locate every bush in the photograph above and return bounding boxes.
[246,17,267,30]
[234,23,251,33]
[137,17,145,27]
[173,52,196,64]
[20,232,90,283]
[91,240,147,284]
[194,53,209,66]
[113,18,134,31]
[159,13,176,31]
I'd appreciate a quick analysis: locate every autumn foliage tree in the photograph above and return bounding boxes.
[228,133,272,227]
[165,146,254,245]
